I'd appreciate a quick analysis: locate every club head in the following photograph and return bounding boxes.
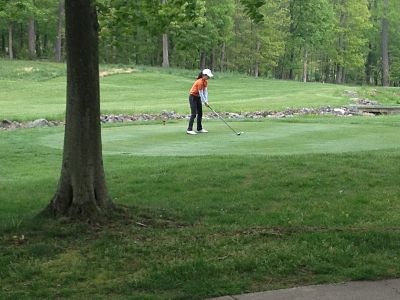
[237,132,243,136]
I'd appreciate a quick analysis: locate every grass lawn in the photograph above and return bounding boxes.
[0,58,385,120]
[1,60,400,299]
[36,117,400,156]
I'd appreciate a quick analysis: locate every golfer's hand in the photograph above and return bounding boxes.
[205,102,210,107]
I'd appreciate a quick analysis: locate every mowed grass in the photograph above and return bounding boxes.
[2,59,399,121]
[38,117,400,156]
[1,60,400,299]
[0,58,383,121]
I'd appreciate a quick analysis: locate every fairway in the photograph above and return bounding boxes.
[38,118,400,156]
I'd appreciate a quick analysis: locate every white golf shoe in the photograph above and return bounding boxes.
[186,130,197,135]
[197,129,208,133]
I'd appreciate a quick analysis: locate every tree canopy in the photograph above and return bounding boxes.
[1,0,400,85]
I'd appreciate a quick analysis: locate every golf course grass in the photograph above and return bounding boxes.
[0,58,357,120]
[37,117,400,156]
[1,60,400,299]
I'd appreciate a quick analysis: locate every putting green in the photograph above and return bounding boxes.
[38,119,400,156]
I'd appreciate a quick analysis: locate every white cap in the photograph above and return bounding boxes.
[202,68,214,78]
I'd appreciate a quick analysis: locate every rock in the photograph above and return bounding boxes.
[1,104,397,131]
[28,118,50,128]
[1,119,12,125]
[333,108,346,115]
[228,113,241,118]
[1,120,12,128]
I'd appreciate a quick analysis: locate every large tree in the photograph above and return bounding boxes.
[55,0,65,62]
[289,0,334,82]
[45,0,114,221]
[331,0,370,84]
[160,0,169,67]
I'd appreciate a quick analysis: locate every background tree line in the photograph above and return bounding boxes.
[1,0,399,86]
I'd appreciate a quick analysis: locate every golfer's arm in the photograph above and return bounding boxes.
[199,88,208,103]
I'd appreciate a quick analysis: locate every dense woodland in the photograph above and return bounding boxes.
[0,0,399,86]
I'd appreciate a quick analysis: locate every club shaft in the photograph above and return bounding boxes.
[208,105,239,134]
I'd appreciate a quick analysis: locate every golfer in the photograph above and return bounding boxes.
[187,68,213,135]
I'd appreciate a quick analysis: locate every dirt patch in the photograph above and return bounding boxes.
[99,68,135,77]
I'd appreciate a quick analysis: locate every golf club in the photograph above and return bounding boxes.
[207,104,243,136]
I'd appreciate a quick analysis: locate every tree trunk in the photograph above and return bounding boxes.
[162,33,169,67]
[8,23,13,59]
[289,51,294,80]
[211,47,215,71]
[45,0,114,221]
[44,34,48,54]
[35,26,42,57]
[1,31,5,55]
[28,17,36,59]
[365,43,375,85]
[55,0,65,62]
[303,48,308,82]
[381,0,389,86]
[254,39,260,78]
[19,23,24,51]
[200,51,206,70]
[220,42,226,72]
[336,64,343,84]
[160,0,169,68]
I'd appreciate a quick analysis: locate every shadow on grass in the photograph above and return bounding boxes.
[1,204,400,299]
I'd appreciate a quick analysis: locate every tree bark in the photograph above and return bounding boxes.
[45,0,114,221]
[381,0,389,86]
[35,25,42,57]
[220,42,226,72]
[1,31,5,55]
[254,39,260,78]
[28,17,36,59]
[161,0,169,68]
[365,43,375,85]
[8,23,13,59]
[211,47,215,71]
[289,51,294,80]
[303,48,308,82]
[200,51,206,70]
[55,0,65,62]
[19,23,23,51]
[336,64,343,84]
[162,33,169,67]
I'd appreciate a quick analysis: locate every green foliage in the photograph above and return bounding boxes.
[289,0,334,47]
[241,0,266,23]
[0,0,35,22]
[0,0,60,59]
[227,1,288,76]
[2,0,400,84]
[328,0,371,82]
[33,0,59,28]
[387,1,400,84]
